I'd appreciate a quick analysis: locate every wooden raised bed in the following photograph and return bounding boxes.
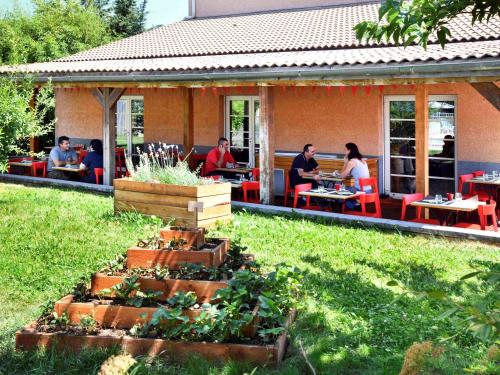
[91,274,228,304]
[16,310,296,366]
[127,238,230,270]
[53,295,259,336]
[160,227,205,249]
[114,179,232,228]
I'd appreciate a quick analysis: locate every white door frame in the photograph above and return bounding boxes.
[117,95,143,157]
[383,95,458,197]
[224,96,260,167]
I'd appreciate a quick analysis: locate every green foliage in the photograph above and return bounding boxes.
[354,0,500,48]
[98,275,162,307]
[79,314,99,334]
[0,0,113,65]
[0,77,54,171]
[109,0,147,38]
[166,291,198,309]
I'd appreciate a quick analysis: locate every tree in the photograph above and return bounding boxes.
[354,0,500,48]
[80,0,111,19]
[0,77,54,172]
[109,0,148,38]
[0,0,113,65]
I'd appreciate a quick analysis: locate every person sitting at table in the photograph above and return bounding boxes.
[205,137,236,176]
[338,142,370,209]
[80,139,103,184]
[289,144,321,189]
[47,136,79,180]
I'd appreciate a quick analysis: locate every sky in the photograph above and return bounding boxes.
[0,0,189,27]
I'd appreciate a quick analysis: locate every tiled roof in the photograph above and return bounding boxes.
[58,2,500,62]
[0,2,499,76]
[4,40,499,74]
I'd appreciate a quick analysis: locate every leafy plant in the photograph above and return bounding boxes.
[99,253,127,275]
[79,314,99,334]
[166,291,197,309]
[137,234,163,250]
[125,143,212,186]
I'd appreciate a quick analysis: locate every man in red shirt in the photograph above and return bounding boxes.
[205,137,236,176]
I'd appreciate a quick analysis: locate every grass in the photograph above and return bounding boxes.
[0,182,498,374]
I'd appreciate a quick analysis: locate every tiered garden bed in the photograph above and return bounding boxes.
[16,227,299,366]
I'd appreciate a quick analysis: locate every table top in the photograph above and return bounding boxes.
[299,188,363,200]
[468,177,500,186]
[304,172,351,182]
[52,166,83,173]
[216,167,253,174]
[8,161,33,167]
[410,197,484,212]
[215,179,243,188]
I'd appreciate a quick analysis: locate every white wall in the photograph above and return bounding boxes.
[190,0,378,18]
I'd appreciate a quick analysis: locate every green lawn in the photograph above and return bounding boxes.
[0,183,498,374]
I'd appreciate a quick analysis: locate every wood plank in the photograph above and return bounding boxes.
[259,86,275,204]
[114,179,231,198]
[91,88,104,107]
[115,200,195,222]
[195,215,232,228]
[415,84,429,196]
[183,87,194,161]
[197,203,231,221]
[470,82,500,111]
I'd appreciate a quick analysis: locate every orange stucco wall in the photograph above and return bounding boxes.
[54,83,499,163]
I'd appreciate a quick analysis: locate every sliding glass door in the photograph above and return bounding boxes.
[116,96,144,157]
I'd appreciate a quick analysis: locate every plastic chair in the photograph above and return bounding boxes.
[283,172,293,207]
[115,148,126,178]
[292,183,321,211]
[400,193,440,225]
[94,168,104,185]
[210,175,221,181]
[454,200,498,232]
[242,181,260,203]
[458,173,490,202]
[344,192,382,218]
[359,177,378,193]
[251,168,260,181]
[31,161,47,178]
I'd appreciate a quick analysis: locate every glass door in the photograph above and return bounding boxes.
[384,96,416,196]
[384,96,457,196]
[225,96,260,167]
[428,96,456,195]
[116,96,144,157]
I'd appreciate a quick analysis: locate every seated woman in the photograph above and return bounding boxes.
[338,143,370,209]
[80,139,103,184]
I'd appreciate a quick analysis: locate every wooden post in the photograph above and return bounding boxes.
[183,87,194,160]
[92,87,125,186]
[415,84,429,197]
[259,86,275,205]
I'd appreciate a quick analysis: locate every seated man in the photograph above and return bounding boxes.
[47,136,79,180]
[289,143,320,189]
[80,139,103,184]
[205,137,236,176]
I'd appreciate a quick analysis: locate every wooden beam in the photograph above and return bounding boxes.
[259,86,275,205]
[415,84,429,197]
[183,87,194,158]
[470,82,500,111]
[93,87,125,186]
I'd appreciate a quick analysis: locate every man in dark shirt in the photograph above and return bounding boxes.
[289,144,321,188]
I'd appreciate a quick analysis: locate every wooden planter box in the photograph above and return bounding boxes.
[114,179,232,228]
[159,227,205,249]
[127,238,230,270]
[16,310,296,366]
[91,274,228,304]
[53,295,259,337]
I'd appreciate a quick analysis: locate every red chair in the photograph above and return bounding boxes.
[400,193,440,225]
[78,150,89,163]
[284,172,293,207]
[210,175,221,181]
[94,168,104,185]
[251,168,260,181]
[242,181,260,203]
[115,148,126,178]
[458,173,490,202]
[344,192,382,218]
[31,161,47,178]
[292,183,321,211]
[359,177,378,193]
[454,200,498,232]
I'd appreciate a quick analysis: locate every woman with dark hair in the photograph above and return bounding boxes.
[339,142,370,192]
[80,139,103,184]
